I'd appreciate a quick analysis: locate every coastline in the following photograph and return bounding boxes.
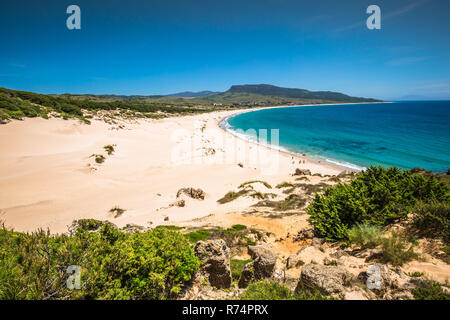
[216,101,393,173]
[0,110,342,233]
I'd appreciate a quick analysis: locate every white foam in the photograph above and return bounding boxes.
[222,116,365,171]
[221,118,289,152]
[325,158,366,171]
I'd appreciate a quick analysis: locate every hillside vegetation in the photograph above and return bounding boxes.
[0,84,381,123]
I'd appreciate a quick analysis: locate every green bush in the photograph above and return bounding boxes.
[239,281,295,300]
[348,223,382,248]
[307,166,449,241]
[185,229,211,243]
[0,222,199,300]
[411,201,450,241]
[411,280,450,300]
[381,233,417,266]
[230,259,253,282]
[239,281,332,300]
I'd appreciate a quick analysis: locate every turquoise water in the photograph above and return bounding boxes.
[225,101,450,173]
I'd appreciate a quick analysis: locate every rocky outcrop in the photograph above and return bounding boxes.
[176,187,206,200]
[297,264,351,299]
[287,246,327,268]
[239,245,277,288]
[194,240,232,288]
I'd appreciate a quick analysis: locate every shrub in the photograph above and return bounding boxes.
[307,166,449,241]
[381,233,418,266]
[229,224,247,231]
[104,144,116,155]
[411,200,449,241]
[91,154,106,164]
[239,281,295,300]
[230,259,253,282]
[217,189,250,204]
[185,229,211,243]
[109,206,126,218]
[238,180,272,189]
[0,222,199,300]
[348,223,382,248]
[411,280,450,300]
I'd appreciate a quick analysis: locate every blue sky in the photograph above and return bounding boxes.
[1,0,449,100]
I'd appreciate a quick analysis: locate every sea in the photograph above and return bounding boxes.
[224,101,450,173]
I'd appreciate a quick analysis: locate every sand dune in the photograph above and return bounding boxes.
[0,110,342,233]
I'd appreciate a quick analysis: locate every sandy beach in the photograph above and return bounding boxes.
[0,108,343,233]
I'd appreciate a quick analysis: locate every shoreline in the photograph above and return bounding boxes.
[0,101,386,233]
[216,101,392,173]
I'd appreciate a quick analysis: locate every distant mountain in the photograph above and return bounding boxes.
[167,91,222,98]
[224,84,379,103]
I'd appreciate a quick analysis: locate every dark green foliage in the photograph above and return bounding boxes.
[440,246,450,264]
[104,144,116,155]
[307,166,449,241]
[238,180,272,189]
[229,224,247,231]
[411,280,450,300]
[239,281,295,300]
[0,222,199,300]
[230,259,253,282]
[73,219,105,231]
[411,201,450,241]
[0,87,210,122]
[91,154,106,164]
[185,229,211,243]
[217,189,250,204]
[239,280,332,300]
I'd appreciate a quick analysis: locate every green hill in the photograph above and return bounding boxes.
[0,85,381,123]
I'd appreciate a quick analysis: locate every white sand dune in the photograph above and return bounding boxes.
[0,110,342,233]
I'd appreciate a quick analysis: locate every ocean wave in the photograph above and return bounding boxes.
[325,158,366,171]
[223,114,365,171]
[221,118,289,152]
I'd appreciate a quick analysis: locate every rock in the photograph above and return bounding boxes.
[295,246,327,265]
[248,244,275,260]
[272,267,285,282]
[411,167,426,174]
[238,245,277,288]
[297,264,351,298]
[293,228,315,242]
[238,262,254,288]
[249,245,277,278]
[293,168,311,176]
[311,237,325,247]
[176,187,206,200]
[164,216,169,221]
[194,240,232,288]
[286,254,305,269]
[238,162,244,168]
[447,168,450,175]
